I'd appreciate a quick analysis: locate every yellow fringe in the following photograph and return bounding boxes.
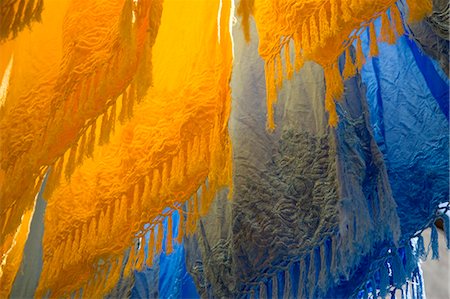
[156,222,163,253]
[166,216,173,254]
[324,63,343,126]
[390,4,405,37]
[380,11,396,44]
[342,47,356,79]
[284,44,294,80]
[64,144,77,180]
[265,60,276,131]
[86,119,97,158]
[309,16,319,51]
[319,6,331,47]
[76,132,87,165]
[355,37,365,71]
[369,22,379,57]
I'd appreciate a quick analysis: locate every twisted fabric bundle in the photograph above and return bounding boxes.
[238,0,433,129]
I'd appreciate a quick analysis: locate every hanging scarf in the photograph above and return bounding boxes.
[237,0,433,129]
[34,0,233,297]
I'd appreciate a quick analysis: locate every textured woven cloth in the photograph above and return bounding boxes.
[1,0,448,298]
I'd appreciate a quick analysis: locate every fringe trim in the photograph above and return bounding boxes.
[37,131,224,296]
[355,208,450,299]
[251,0,429,129]
[0,0,44,42]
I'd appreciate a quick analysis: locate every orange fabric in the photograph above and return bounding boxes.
[34,0,232,297]
[238,0,432,129]
[0,0,160,255]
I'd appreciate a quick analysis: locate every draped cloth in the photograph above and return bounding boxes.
[1,0,232,297]
[1,0,448,298]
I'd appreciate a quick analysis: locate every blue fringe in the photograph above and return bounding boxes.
[416,235,426,259]
[391,252,407,286]
[430,223,439,260]
[379,261,390,298]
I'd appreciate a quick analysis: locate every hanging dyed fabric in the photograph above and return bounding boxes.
[1,0,448,298]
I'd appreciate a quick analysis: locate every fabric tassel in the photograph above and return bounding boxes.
[369,22,379,57]
[259,282,267,299]
[156,223,163,254]
[123,246,136,278]
[443,214,450,249]
[318,6,330,47]
[86,120,97,158]
[330,0,340,34]
[64,144,77,180]
[99,110,110,145]
[284,44,293,80]
[380,11,396,44]
[404,242,417,275]
[283,270,291,298]
[166,216,173,254]
[343,47,356,79]
[150,169,161,199]
[118,90,128,123]
[265,60,276,131]
[309,16,319,51]
[379,261,390,298]
[297,258,306,299]
[390,5,405,37]
[146,230,155,267]
[430,223,439,260]
[301,21,311,55]
[355,37,366,70]
[275,55,283,89]
[416,234,426,259]
[308,251,317,298]
[341,0,352,22]
[109,101,117,134]
[271,275,278,299]
[391,252,407,287]
[318,241,330,290]
[324,63,343,126]
[76,132,87,165]
[127,83,135,119]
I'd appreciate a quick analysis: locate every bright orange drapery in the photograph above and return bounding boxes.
[1,0,232,297]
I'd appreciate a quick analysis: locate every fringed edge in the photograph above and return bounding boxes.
[0,0,44,42]
[260,0,424,129]
[243,235,337,298]
[355,207,450,299]
[37,126,225,296]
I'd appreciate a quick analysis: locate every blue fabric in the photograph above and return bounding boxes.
[130,211,200,299]
[359,20,449,237]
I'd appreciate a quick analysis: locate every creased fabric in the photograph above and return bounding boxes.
[182,17,400,298]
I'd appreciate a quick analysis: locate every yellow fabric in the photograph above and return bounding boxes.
[238,0,432,129]
[1,0,159,255]
[1,0,232,297]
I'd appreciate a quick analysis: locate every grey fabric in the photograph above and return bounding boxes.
[408,0,449,75]
[183,14,400,298]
